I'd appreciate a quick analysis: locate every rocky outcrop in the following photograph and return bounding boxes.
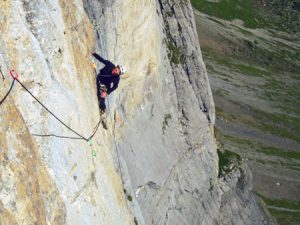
[1,0,271,224]
[218,164,275,225]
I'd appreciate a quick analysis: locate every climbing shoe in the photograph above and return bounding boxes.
[101,116,108,130]
[100,109,106,116]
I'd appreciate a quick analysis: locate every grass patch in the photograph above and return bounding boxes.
[261,0,300,33]
[202,48,270,77]
[191,0,267,28]
[269,208,300,225]
[192,0,300,33]
[215,97,300,143]
[167,41,184,64]
[233,63,269,77]
[257,193,300,216]
[262,77,300,114]
[218,134,300,169]
[260,146,300,161]
[266,199,300,211]
[214,88,230,97]
[224,134,255,147]
[218,149,241,177]
[205,63,215,72]
[215,128,242,177]
[251,107,300,143]
[256,192,300,225]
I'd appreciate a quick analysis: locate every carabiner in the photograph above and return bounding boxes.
[10,70,19,80]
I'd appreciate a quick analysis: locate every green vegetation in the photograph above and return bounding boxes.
[214,89,229,97]
[191,0,267,28]
[167,41,184,64]
[162,113,172,133]
[191,0,300,33]
[221,134,300,170]
[223,134,254,147]
[260,146,300,161]
[262,78,300,115]
[124,189,133,202]
[216,127,242,177]
[217,149,241,177]
[256,193,300,225]
[251,107,300,143]
[215,94,300,143]
[202,49,271,77]
[262,0,300,33]
[269,208,300,225]
[127,194,133,202]
[265,199,300,210]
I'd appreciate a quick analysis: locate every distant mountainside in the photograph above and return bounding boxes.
[257,0,300,33]
[192,0,300,33]
[192,0,300,225]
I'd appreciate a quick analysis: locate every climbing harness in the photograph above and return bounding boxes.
[98,74,121,77]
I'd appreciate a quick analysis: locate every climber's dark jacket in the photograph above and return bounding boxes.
[92,53,120,96]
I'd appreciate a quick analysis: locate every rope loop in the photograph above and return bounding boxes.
[1,67,102,142]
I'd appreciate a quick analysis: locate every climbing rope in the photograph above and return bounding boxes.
[0,66,5,80]
[1,69,102,143]
[31,133,84,140]
[15,77,89,140]
[32,117,101,141]
[0,79,15,106]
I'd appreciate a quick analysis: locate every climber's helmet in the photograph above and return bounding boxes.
[112,65,126,76]
[119,65,126,75]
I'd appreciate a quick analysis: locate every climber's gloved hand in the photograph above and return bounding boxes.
[92,62,97,69]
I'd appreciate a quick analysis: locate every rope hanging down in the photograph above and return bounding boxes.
[0,79,15,106]
[0,66,5,80]
[5,69,102,142]
[32,117,101,141]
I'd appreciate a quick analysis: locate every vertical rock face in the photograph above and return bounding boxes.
[218,164,274,225]
[84,0,271,224]
[1,0,271,225]
[1,1,132,224]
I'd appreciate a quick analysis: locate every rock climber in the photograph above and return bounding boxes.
[92,52,126,115]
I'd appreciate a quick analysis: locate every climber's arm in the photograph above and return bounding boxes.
[92,53,112,66]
